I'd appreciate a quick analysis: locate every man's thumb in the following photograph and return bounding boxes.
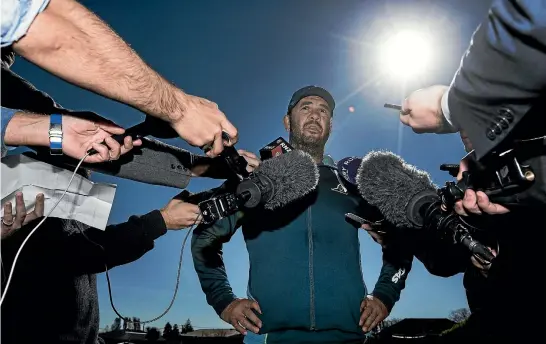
[98,121,125,135]
[457,159,469,181]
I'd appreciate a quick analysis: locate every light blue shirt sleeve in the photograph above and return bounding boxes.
[1,0,51,48]
[1,107,19,157]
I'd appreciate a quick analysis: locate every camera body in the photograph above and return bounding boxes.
[196,145,251,224]
[424,145,537,262]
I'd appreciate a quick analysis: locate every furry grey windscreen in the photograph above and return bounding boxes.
[257,150,320,210]
[356,150,437,228]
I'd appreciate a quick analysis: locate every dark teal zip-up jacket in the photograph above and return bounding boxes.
[191,162,413,343]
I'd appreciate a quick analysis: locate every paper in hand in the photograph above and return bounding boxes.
[1,154,117,230]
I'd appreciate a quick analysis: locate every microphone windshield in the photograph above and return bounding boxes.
[255,150,319,210]
[336,156,362,185]
[356,150,437,228]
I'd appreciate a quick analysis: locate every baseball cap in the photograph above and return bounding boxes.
[287,85,336,116]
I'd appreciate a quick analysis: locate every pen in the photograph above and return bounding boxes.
[383,103,402,110]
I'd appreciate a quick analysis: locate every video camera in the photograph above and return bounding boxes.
[420,146,537,262]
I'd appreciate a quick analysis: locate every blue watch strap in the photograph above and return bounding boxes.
[51,113,62,125]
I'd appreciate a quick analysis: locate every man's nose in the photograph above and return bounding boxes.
[309,109,320,119]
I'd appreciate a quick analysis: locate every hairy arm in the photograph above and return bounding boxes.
[2,110,49,150]
[12,0,187,123]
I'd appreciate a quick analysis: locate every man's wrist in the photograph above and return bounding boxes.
[4,112,50,147]
[169,89,188,123]
[159,208,172,229]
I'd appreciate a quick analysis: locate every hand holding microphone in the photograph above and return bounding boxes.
[171,94,238,158]
[160,191,203,229]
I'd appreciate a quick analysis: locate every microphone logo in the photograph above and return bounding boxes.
[260,137,294,160]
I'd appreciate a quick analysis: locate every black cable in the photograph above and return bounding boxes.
[82,188,221,325]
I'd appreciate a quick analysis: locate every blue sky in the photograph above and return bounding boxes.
[10,0,492,330]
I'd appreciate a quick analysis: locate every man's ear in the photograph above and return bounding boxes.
[283,115,290,132]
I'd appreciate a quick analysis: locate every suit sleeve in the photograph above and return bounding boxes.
[446,0,546,160]
[61,210,168,275]
[191,211,244,316]
[410,230,469,278]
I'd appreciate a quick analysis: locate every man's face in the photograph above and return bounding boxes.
[283,96,332,148]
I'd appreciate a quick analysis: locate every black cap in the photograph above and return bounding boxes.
[287,86,335,116]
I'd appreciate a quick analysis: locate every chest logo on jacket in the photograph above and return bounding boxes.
[331,183,348,195]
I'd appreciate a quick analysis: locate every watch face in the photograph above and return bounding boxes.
[49,123,62,135]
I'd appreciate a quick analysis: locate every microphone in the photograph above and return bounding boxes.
[356,150,496,262]
[259,137,293,161]
[197,149,319,223]
[244,149,319,210]
[356,151,436,229]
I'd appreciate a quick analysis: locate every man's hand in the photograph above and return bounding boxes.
[400,85,457,134]
[238,149,260,173]
[166,94,238,158]
[160,193,203,229]
[190,149,260,177]
[4,112,141,164]
[361,224,386,248]
[2,192,44,240]
[62,115,142,163]
[454,158,510,216]
[359,295,389,332]
[220,298,262,335]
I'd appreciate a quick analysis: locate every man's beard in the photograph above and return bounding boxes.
[289,118,330,160]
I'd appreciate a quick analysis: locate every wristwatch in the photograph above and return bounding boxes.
[49,114,63,155]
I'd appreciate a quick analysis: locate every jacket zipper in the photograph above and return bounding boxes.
[308,206,316,330]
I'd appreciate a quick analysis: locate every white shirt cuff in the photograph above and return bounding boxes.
[440,90,453,126]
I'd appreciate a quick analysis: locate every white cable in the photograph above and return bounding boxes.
[0,152,89,306]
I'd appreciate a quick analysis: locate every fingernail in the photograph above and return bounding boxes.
[359,321,362,326]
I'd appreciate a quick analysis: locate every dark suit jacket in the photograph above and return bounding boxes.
[447,0,546,161]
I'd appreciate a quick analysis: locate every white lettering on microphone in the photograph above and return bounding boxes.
[280,142,292,152]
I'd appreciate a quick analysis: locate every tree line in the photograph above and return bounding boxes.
[375,307,471,333]
[103,317,194,341]
[103,307,472,339]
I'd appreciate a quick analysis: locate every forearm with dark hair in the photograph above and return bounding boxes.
[13,0,187,123]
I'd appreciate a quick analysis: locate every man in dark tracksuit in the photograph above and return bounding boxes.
[191,86,413,344]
